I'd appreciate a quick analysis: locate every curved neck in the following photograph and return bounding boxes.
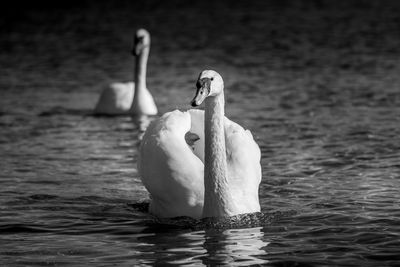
[132,46,149,106]
[202,92,234,218]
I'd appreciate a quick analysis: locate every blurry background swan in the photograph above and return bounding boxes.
[94,29,157,116]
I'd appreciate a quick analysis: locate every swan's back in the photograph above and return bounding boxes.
[94,82,134,115]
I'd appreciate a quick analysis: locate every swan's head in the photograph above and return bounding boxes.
[133,28,151,56]
[191,70,224,107]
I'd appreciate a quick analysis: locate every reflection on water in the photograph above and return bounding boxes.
[202,227,269,266]
[138,227,268,266]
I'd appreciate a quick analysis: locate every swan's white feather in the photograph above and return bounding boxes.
[139,109,261,218]
[94,82,135,115]
[224,120,261,214]
[94,82,157,115]
[130,85,158,115]
[139,110,204,218]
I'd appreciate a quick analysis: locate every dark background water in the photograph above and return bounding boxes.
[1,0,400,266]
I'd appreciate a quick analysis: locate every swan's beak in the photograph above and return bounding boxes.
[191,78,211,107]
[132,43,143,56]
[132,36,146,56]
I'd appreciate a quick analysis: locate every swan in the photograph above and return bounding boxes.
[139,70,261,219]
[94,29,157,115]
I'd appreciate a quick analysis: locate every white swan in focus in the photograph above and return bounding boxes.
[94,29,157,115]
[139,70,261,219]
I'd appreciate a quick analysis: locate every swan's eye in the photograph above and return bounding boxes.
[210,77,214,81]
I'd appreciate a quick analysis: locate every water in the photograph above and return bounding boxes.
[1,0,400,266]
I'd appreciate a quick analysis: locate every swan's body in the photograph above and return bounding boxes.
[94,82,134,114]
[94,29,157,115]
[139,70,261,219]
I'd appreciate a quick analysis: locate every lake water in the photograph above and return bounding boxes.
[1,0,400,266]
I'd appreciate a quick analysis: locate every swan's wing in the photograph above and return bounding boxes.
[224,118,262,213]
[139,110,204,218]
[94,82,134,114]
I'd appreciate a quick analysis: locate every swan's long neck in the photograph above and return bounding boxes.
[203,92,234,218]
[131,45,149,111]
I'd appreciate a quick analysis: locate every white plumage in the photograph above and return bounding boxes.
[94,29,157,116]
[139,70,261,219]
